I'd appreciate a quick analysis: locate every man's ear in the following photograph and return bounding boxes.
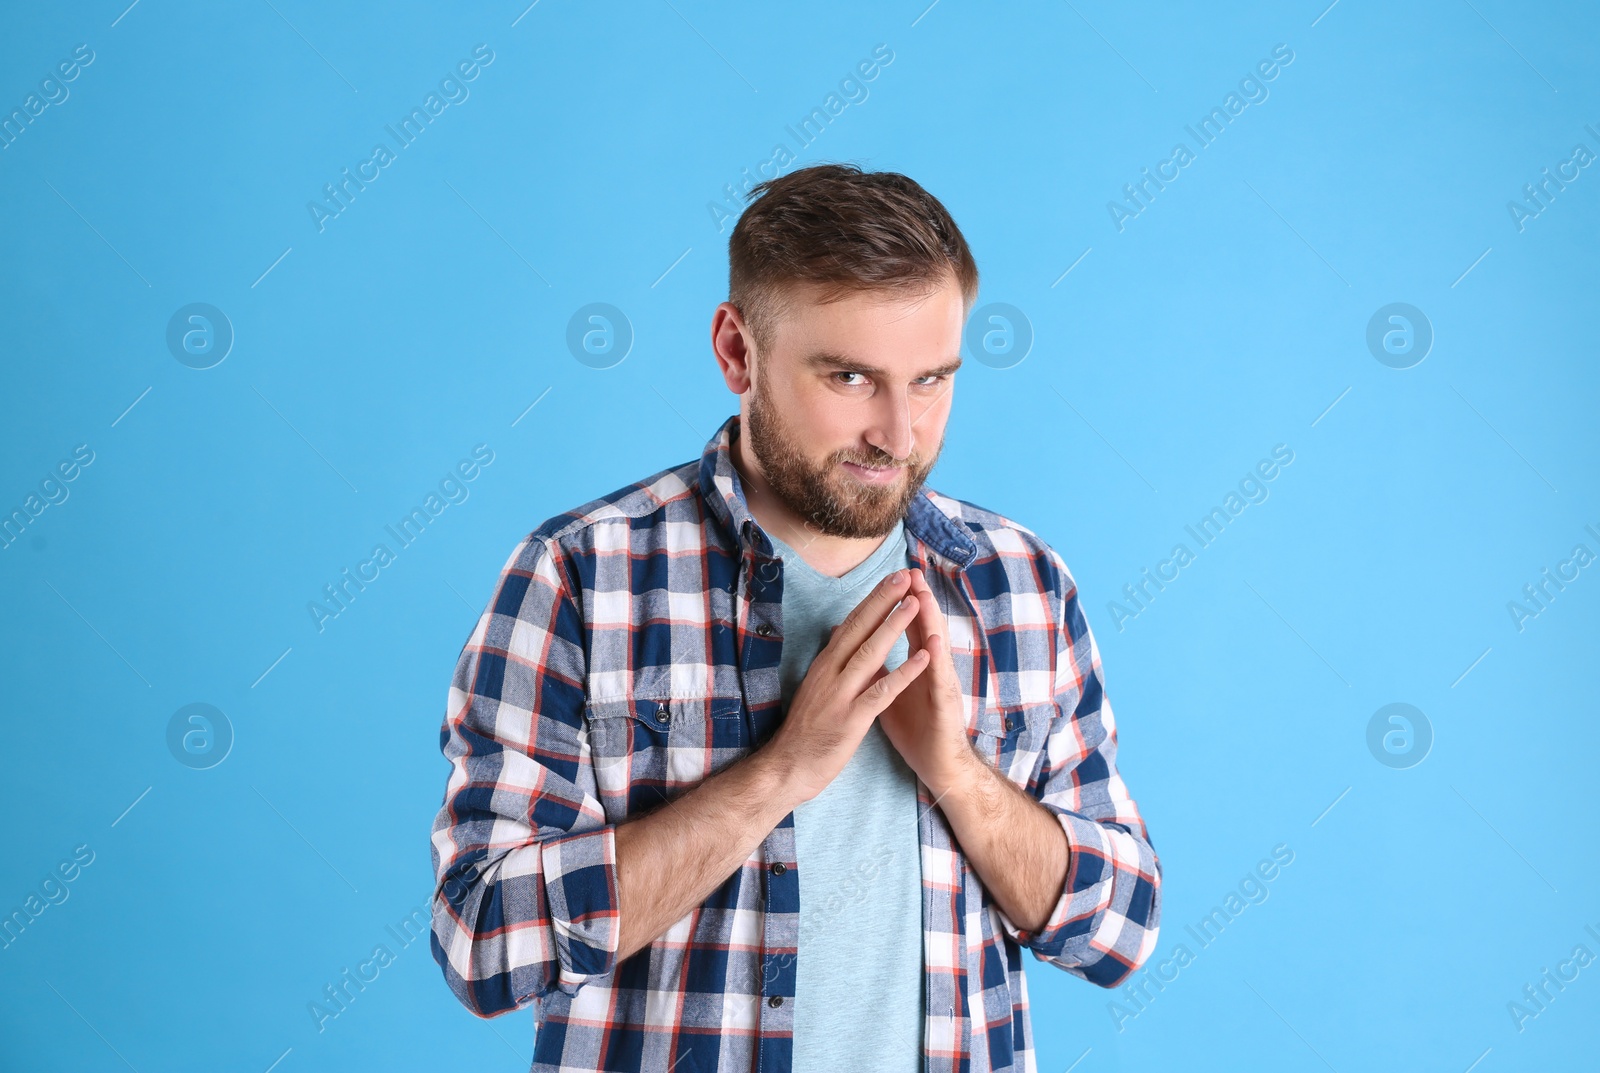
[710,302,756,393]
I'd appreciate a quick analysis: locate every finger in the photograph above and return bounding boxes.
[837,591,923,696]
[864,659,905,698]
[905,568,934,607]
[924,607,959,685]
[899,570,931,642]
[824,568,910,662]
[868,635,928,687]
[896,578,958,702]
[906,589,959,688]
[903,584,937,650]
[901,595,929,656]
[906,570,936,611]
[898,578,945,689]
[853,646,932,717]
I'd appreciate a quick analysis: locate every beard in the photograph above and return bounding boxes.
[741,373,942,541]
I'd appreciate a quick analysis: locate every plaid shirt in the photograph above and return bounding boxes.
[430,413,1162,1072]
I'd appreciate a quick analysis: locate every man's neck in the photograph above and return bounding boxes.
[730,423,894,580]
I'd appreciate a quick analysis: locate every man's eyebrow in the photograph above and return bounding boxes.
[801,350,963,379]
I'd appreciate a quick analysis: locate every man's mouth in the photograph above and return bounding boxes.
[841,460,902,485]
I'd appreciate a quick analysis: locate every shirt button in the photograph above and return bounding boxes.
[768,995,783,1008]
[756,624,773,637]
[1003,715,1017,732]
[655,704,671,724]
[770,862,786,875]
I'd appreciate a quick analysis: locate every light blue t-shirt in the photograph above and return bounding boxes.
[765,519,924,1071]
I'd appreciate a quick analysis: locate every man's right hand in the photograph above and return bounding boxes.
[760,567,930,806]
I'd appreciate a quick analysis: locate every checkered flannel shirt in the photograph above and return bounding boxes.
[430,413,1161,1072]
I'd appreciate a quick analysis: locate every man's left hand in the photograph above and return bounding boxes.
[875,568,982,797]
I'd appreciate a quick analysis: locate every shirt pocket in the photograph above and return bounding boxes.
[582,695,746,822]
[973,700,1051,782]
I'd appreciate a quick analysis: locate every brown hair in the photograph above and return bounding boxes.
[727,162,979,356]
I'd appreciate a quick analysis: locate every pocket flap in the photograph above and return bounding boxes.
[584,696,744,724]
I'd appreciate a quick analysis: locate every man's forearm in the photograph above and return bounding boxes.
[933,748,1070,934]
[612,747,798,962]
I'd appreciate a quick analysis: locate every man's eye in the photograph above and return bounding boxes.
[834,372,947,387]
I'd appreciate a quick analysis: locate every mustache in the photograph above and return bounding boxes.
[841,453,912,469]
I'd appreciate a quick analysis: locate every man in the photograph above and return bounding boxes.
[430,163,1161,1073]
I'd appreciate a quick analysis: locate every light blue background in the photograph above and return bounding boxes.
[2,1,1596,1070]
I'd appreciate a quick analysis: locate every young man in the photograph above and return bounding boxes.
[429,164,1161,1073]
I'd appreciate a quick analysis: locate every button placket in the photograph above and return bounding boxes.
[740,543,796,1051]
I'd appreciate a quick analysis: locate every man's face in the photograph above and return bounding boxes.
[740,274,965,541]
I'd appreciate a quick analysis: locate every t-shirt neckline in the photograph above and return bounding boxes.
[768,518,907,592]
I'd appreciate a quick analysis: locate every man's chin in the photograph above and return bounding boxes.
[813,487,915,539]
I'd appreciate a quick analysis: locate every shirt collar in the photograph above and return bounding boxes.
[697,413,978,570]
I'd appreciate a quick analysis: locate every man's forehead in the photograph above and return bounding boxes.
[769,278,966,372]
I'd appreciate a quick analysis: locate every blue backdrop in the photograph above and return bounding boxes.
[2,2,1596,1070]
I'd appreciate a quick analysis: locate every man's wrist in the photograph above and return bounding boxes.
[738,742,809,820]
[922,739,991,805]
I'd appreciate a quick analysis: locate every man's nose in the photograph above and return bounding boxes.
[867,393,915,461]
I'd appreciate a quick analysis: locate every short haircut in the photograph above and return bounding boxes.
[727,162,979,356]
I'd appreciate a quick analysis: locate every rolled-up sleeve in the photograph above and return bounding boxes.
[997,552,1162,989]
[429,533,617,1017]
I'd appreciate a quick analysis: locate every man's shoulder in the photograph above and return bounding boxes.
[920,485,1041,545]
[920,486,1076,599]
[503,455,706,567]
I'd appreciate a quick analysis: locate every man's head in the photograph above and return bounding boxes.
[713,163,979,541]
